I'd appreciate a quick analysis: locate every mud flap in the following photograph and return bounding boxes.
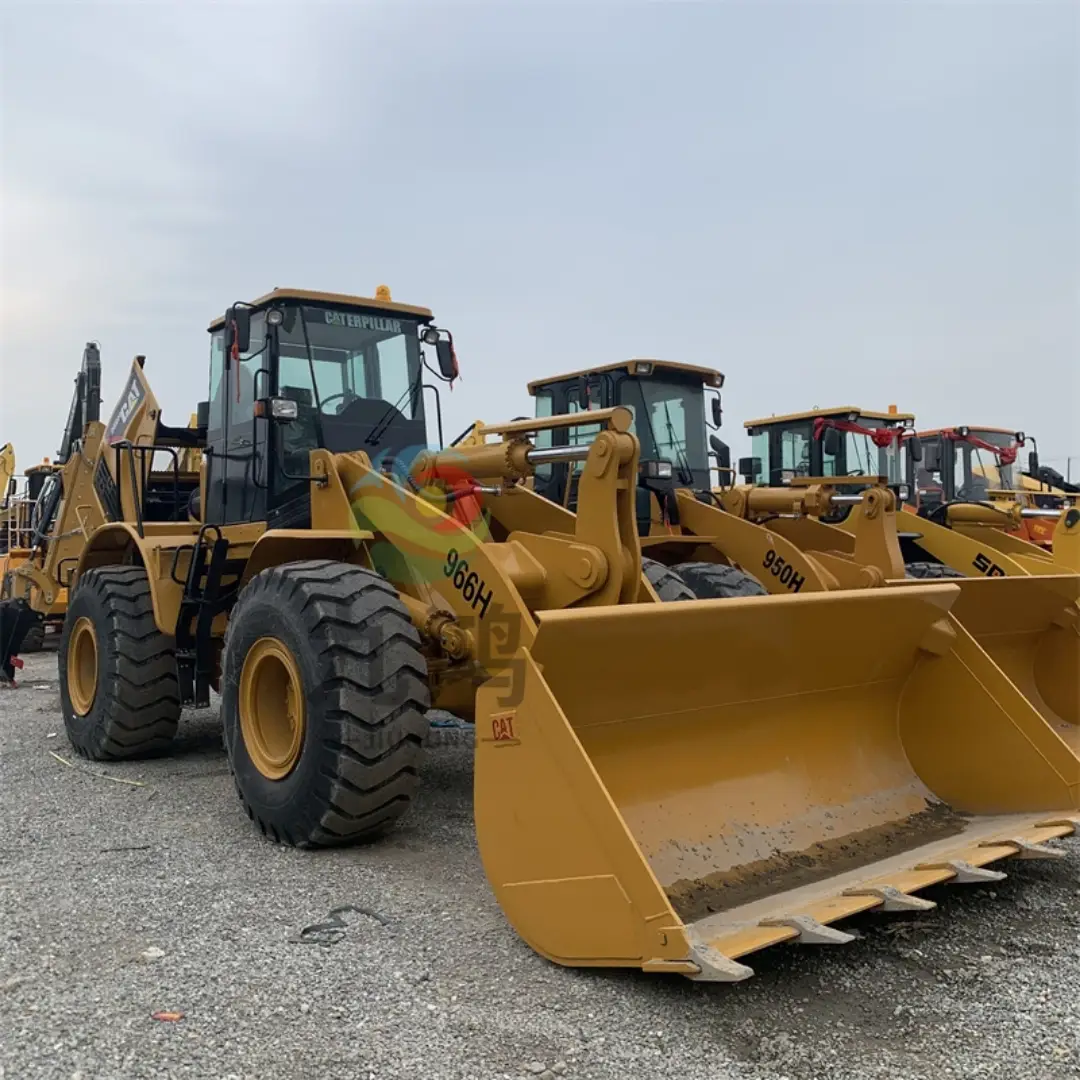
[472,585,1078,979]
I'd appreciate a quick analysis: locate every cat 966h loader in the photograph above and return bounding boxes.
[55,290,1077,983]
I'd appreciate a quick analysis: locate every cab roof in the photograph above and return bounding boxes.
[527,359,724,395]
[207,287,434,331]
[917,425,1019,439]
[743,406,915,429]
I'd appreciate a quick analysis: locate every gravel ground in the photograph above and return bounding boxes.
[2,645,1079,1080]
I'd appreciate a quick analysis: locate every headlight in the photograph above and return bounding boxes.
[640,460,673,479]
[897,484,910,501]
[254,397,299,421]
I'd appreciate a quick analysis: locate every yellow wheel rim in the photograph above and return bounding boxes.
[67,616,99,716]
[238,637,306,780]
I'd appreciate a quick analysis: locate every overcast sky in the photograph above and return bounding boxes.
[1,2,1077,474]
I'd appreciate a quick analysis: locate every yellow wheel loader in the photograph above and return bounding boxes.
[521,367,925,597]
[54,296,1078,984]
[962,424,1079,548]
[521,359,768,599]
[1,459,64,655]
[518,370,1079,778]
[741,406,1078,578]
[737,406,1079,768]
[906,424,1079,574]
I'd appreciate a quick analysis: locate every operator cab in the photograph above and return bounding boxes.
[527,360,725,522]
[742,405,913,496]
[201,286,458,528]
[907,426,1037,513]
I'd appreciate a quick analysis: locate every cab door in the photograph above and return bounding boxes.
[203,318,269,526]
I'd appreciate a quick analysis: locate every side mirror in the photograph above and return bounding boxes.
[1028,449,1040,476]
[907,433,923,463]
[196,400,210,430]
[576,375,590,407]
[435,338,458,381]
[709,434,730,472]
[738,456,761,482]
[225,305,251,357]
[710,395,722,428]
[821,426,842,457]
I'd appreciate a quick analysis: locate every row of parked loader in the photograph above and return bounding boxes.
[1,285,1076,985]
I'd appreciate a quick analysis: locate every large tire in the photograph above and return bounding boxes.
[19,620,45,653]
[905,561,964,579]
[221,560,430,848]
[672,561,768,599]
[59,566,181,759]
[641,558,696,602]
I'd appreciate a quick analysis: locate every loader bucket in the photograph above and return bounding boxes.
[473,585,1079,980]
[942,575,1080,749]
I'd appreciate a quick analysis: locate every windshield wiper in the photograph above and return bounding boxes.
[661,400,695,485]
[365,367,424,447]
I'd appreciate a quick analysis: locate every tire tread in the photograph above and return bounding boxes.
[223,559,429,848]
[60,566,180,760]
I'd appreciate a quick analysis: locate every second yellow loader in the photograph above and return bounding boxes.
[514,365,1080,790]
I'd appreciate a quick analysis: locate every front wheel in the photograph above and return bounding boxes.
[221,560,430,848]
[672,561,768,599]
[905,561,964,579]
[641,558,695,602]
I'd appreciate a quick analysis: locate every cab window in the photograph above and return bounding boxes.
[566,388,603,473]
[207,330,226,439]
[780,424,812,478]
[532,390,554,480]
[750,431,767,484]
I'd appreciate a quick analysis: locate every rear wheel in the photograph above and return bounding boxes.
[905,561,964,579]
[641,558,695,602]
[59,566,181,759]
[221,559,430,848]
[673,561,768,599]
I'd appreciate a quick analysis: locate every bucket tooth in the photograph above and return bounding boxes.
[1034,818,1080,832]
[842,885,937,912]
[979,838,1067,861]
[916,859,1007,884]
[686,941,755,983]
[759,915,856,945]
